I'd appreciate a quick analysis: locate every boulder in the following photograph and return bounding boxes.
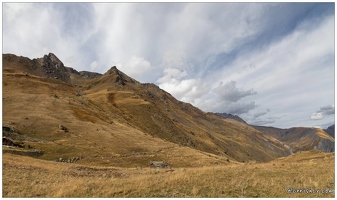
[149,161,170,168]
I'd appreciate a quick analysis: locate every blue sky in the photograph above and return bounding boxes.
[2,2,335,129]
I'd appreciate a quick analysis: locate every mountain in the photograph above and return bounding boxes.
[253,125,335,153]
[3,53,335,198]
[324,124,335,138]
[213,112,246,124]
[3,53,102,83]
[2,53,333,167]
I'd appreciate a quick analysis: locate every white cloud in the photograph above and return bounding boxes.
[119,56,152,81]
[2,3,92,70]
[310,113,324,120]
[310,105,335,120]
[159,78,207,103]
[161,50,188,69]
[200,13,334,128]
[90,60,98,71]
[157,68,188,84]
[213,81,257,102]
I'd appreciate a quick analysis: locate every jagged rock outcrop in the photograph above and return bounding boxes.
[36,53,71,83]
[149,161,170,168]
[54,157,83,163]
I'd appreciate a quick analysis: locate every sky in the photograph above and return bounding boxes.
[2,2,335,129]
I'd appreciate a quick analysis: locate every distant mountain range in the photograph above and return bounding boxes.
[253,125,334,153]
[2,53,334,167]
[324,124,335,138]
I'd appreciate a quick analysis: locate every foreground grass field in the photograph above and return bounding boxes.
[2,150,334,197]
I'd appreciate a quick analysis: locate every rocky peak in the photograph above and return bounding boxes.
[105,66,139,86]
[105,66,126,85]
[46,53,62,65]
[38,53,71,83]
[107,66,118,73]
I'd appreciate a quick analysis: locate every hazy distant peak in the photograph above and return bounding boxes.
[213,112,246,124]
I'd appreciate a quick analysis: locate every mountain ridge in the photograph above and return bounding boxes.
[2,53,334,167]
[213,112,247,124]
[253,125,335,153]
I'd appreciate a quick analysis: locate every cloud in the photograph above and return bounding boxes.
[158,78,208,103]
[244,109,284,126]
[225,102,257,115]
[319,105,335,115]
[90,60,98,71]
[157,68,188,84]
[161,50,189,69]
[248,114,284,126]
[213,81,257,102]
[118,56,152,81]
[310,105,335,120]
[253,111,268,119]
[310,113,324,120]
[314,121,334,129]
[2,3,97,71]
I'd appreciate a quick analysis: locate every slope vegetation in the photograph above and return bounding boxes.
[3,53,292,165]
[254,126,335,153]
[3,150,334,197]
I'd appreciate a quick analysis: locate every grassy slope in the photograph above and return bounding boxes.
[3,55,290,164]
[2,151,334,197]
[3,66,234,168]
[254,126,335,153]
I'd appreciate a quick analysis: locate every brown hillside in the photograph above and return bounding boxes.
[254,126,335,153]
[3,53,292,165]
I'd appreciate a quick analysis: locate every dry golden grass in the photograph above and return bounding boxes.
[2,151,334,198]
